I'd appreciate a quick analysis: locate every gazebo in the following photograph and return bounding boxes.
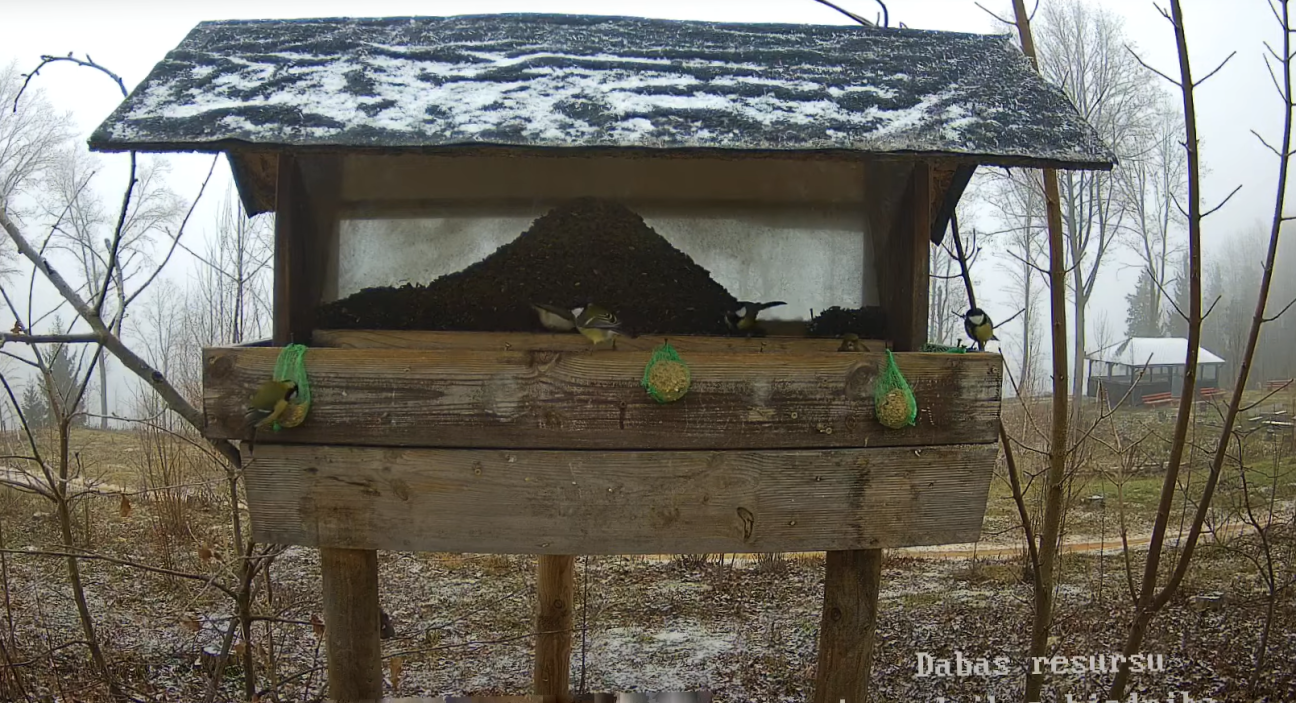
[1086,336,1227,406]
[89,12,1111,702]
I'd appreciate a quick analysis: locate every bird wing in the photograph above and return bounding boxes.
[531,302,575,321]
[579,317,621,330]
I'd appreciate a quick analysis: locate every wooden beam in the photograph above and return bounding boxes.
[321,547,383,702]
[878,162,932,351]
[312,329,889,353]
[341,153,868,207]
[273,154,341,342]
[813,549,882,703]
[202,346,1002,450]
[929,164,976,245]
[241,443,996,554]
[534,555,574,701]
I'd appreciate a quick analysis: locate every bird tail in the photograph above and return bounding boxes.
[757,301,787,311]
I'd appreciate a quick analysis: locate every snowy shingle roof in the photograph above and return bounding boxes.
[1090,338,1226,367]
[88,13,1112,169]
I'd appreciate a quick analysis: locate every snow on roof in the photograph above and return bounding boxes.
[88,13,1113,168]
[1089,337,1226,367]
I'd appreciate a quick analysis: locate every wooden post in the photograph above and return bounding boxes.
[275,153,382,702]
[534,555,575,701]
[321,548,384,701]
[816,161,931,703]
[813,550,883,703]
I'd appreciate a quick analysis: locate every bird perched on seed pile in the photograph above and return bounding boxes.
[245,379,297,431]
[530,302,577,332]
[963,307,998,351]
[725,300,786,335]
[574,303,623,346]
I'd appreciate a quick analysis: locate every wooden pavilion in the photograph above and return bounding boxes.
[89,12,1112,702]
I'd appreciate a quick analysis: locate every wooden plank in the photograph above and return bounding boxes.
[203,347,1002,449]
[341,153,867,207]
[312,329,888,353]
[533,555,574,700]
[241,443,997,554]
[321,548,383,702]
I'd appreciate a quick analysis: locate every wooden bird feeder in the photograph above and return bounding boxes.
[91,12,1112,702]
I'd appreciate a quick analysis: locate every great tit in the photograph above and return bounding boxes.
[245,379,297,431]
[531,302,577,332]
[574,303,622,346]
[963,307,998,351]
[725,301,786,334]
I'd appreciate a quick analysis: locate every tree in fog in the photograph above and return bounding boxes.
[1033,0,1166,404]
[43,147,183,427]
[0,59,75,276]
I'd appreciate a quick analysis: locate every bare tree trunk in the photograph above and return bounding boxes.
[1011,4,1071,701]
[97,349,108,429]
[1072,290,1087,408]
[1106,1,1220,696]
[55,419,124,700]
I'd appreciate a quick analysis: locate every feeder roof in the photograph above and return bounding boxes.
[89,13,1113,169]
[1089,337,1226,368]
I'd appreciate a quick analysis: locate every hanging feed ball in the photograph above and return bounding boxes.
[642,342,691,403]
[271,343,312,430]
[874,349,918,429]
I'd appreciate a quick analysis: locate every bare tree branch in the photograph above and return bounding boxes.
[1194,50,1237,86]
[1201,184,1243,218]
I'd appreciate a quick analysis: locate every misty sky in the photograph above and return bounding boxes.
[2,0,1289,410]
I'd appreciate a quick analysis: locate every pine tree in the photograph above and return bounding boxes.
[1125,268,1163,338]
[20,382,49,428]
[1166,252,1190,337]
[46,341,86,426]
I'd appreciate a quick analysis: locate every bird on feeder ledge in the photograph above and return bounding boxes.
[963,307,998,351]
[531,302,577,332]
[244,379,297,431]
[574,303,623,346]
[725,300,786,335]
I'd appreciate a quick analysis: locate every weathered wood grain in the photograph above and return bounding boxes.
[814,549,882,703]
[242,443,997,554]
[312,329,888,353]
[203,346,1002,449]
[533,555,574,699]
[321,547,383,702]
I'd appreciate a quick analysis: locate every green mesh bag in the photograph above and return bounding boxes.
[921,343,968,354]
[270,343,311,430]
[641,342,691,403]
[874,349,917,429]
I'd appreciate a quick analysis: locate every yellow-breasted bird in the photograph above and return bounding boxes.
[725,300,786,334]
[573,304,622,346]
[245,379,297,431]
[531,302,577,332]
[963,307,998,351]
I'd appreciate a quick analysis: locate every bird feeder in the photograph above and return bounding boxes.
[90,13,1112,702]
